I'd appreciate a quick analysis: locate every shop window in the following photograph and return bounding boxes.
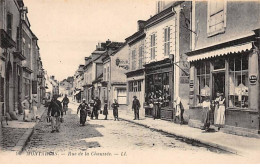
[138,80,142,92]
[139,46,144,69]
[0,77,4,102]
[132,49,136,70]
[164,27,171,56]
[196,62,210,106]
[150,34,156,60]
[228,55,249,108]
[207,0,226,36]
[145,73,171,107]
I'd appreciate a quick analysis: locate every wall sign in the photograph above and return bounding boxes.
[249,75,257,85]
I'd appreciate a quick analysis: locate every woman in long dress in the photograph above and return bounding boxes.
[77,99,88,126]
[215,95,225,130]
[103,100,108,120]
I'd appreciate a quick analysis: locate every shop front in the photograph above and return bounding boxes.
[187,38,260,137]
[144,58,174,121]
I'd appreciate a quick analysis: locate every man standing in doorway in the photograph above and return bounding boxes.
[47,95,63,133]
[132,96,141,120]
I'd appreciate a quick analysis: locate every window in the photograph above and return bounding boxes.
[196,62,210,106]
[164,27,171,56]
[22,38,25,56]
[7,13,13,37]
[129,80,142,92]
[107,67,110,81]
[150,34,156,60]
[131,49,136,70]
[117,88,127,104]
[103,68,106,81]
[228,55,248,108]
[207,0,226,36]
[138,46,144,69]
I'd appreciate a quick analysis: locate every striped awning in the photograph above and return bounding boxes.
[187,42,252,62]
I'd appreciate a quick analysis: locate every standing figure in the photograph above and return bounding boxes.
[152,95,159,120]
[132,96,140,120]
[215,94,225,130]
[201,96,211,132]
[174,96,185,124]
[32,95,38,120]
[22,96,31,122]
[77,99,88,126]
[103,100,108,120]
[94,97,101,119]
[90,98,95,119]
[111,99,119,121]
[47,95,63,133]
[62,94,70,115]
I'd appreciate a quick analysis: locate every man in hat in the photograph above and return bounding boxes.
[61,94,70,115]
[132,96,141,120]
[77,99,88,126]
[47,95,63,133]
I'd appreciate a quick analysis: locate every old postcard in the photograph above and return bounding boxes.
[0,0,259,164]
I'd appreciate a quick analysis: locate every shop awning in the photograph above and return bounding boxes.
[187,42,252,62]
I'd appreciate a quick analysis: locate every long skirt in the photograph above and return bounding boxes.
[80,110,87,125]
[215,105,225,126]
[113,109,118,118]
[24,109,30,121]
[201,107,210,128]
[32,106,37,120]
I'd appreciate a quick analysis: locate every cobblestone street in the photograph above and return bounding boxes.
[20,102,249,163]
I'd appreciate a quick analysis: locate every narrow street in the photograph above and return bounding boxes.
[21,102,243,163]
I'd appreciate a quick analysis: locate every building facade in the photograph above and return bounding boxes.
[143,1,191,120]
[125,21,146,117]
[102,43,128,110]
[186,1,260,137]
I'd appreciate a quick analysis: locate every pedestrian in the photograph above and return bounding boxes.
[32,95,38,120]
[77,99,88,126]
[201,96,211,132]
[22,96,31,122]
[214,93,225,131]
[111,99,119,121]
[132,96,140,120]
[103,100,108,120]
[47,95,63,133]
[152,94,159,120]
[90,98,95,119]
[61,94,70,115]
[94,97,101,119]
[174,96,185,124]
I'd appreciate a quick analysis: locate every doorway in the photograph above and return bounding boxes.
[213,72,225,99]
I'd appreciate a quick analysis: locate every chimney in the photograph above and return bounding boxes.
[156,1,165,14]
[106,39,111,46]
[137,20,146,31]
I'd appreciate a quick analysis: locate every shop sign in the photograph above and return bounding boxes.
[249,75,257,85]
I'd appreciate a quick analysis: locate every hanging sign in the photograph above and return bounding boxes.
[249,75,257,85]
[189,80,194,88]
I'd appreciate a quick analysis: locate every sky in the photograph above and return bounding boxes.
[23,0,156,81]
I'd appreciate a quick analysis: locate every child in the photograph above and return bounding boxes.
[111,99,119,121]
[103,100,108,120]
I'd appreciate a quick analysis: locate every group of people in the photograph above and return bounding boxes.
[21,95,38,122]
[201,92,226,132]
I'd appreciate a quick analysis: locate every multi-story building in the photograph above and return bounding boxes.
[186,1,260,137]
[0,0,24,119]
[125,20,146,117]
[143,1,191,120]
[102,42,128,109]
[73,65,84,102]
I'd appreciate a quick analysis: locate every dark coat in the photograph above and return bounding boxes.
[47,99,63,117]
[132,99,141,110]
[103,103,108,115]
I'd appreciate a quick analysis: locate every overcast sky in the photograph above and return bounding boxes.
[23,0,156,81]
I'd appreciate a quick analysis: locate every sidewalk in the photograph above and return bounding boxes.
[0,105,46,155]
[116,109,260,157]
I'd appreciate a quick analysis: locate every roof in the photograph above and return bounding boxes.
[145,1,183,28]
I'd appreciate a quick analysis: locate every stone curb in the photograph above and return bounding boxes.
[11,106,47,155]
[120,117,242,156]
